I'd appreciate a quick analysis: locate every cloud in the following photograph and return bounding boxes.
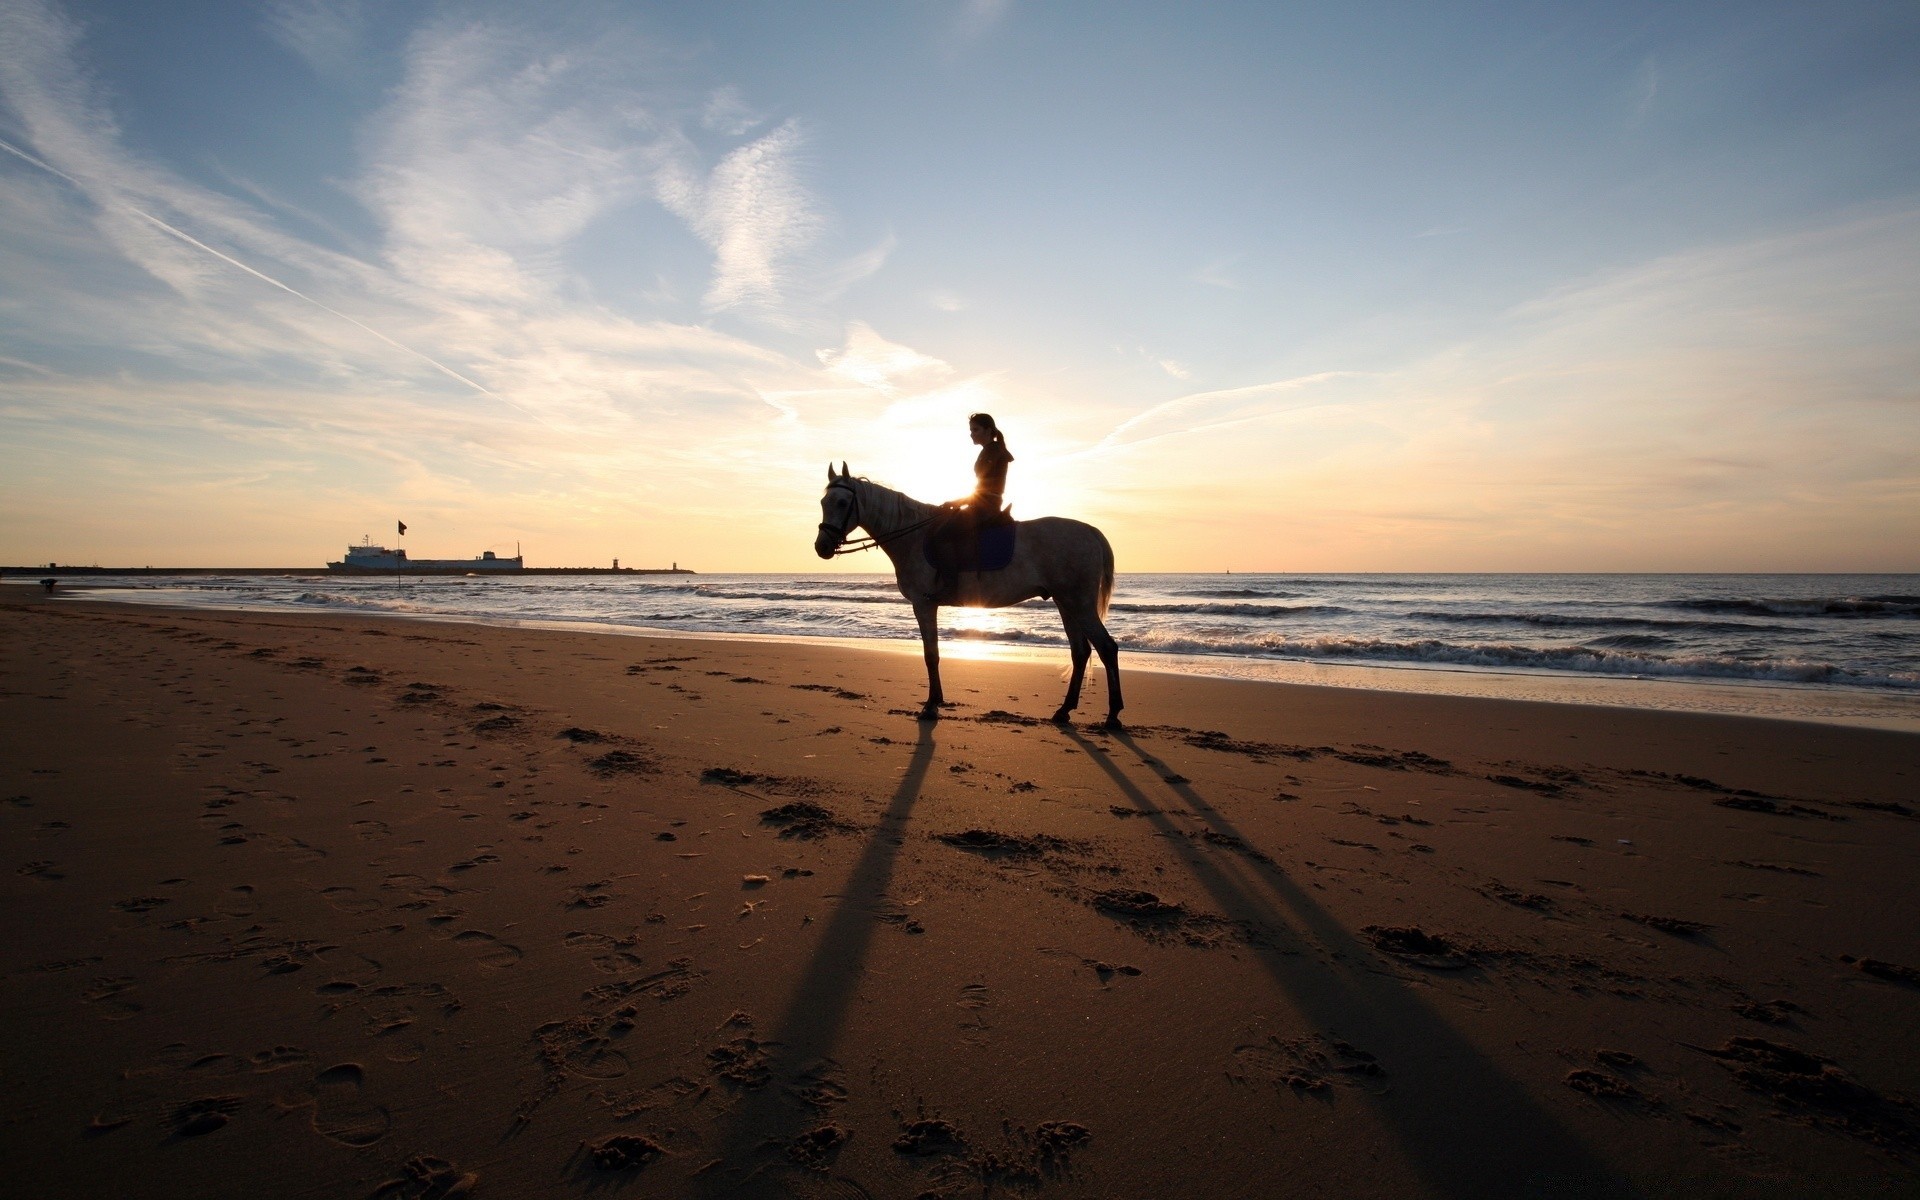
[264,0,366,82]
[654,117,824,315]
[952,0,1011,43]
[817,321,953,393]
[1068,208,1920,568]
[1191,257,1240,289]
[701,85,764,136]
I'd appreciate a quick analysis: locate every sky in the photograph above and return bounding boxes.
[1,0,1916,572]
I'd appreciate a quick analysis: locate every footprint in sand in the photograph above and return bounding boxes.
[320,886,383,914]
[249,1046,312,1073]
[169,1095,242,1138]
[310,1063,391,1146]
[452,930,523,969]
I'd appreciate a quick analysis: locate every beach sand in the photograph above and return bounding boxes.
[4,589,1918,1198]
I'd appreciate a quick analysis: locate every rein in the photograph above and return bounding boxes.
[821,480,934,556]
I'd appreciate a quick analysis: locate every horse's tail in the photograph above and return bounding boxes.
[1097,532,1115,620]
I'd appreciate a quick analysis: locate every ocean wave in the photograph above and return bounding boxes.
[1109,602,1349,618]
[1405,609,1775,633]
[1120,631,1920,689]
[291,591,442,614]
[1171,588,1309,600]
[691,587,900,605]
[1664,596,1920,618]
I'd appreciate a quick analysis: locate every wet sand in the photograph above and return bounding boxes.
[4,590,1919,1198]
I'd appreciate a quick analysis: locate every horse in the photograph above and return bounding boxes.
[813,464,1124,727]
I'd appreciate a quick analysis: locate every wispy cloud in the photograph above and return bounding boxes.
[1191,257,1240,290]
[264,0,366,82]
[654,117,824,315]
[951,0,1012,43]
[701,85,765,137]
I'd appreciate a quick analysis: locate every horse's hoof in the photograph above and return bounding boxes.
[918,705,942,722]
[1102,715,1125,731]
[1050,708,1074,725]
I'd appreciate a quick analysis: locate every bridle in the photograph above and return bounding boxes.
[819,478,933,556]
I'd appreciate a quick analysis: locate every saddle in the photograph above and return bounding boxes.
[924,505,1017,573]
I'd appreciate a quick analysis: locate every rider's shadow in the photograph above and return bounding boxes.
[1061,726,1626,1200]
[695,721,937,1197]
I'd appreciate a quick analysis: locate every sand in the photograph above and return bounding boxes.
[4,588,1919,1198]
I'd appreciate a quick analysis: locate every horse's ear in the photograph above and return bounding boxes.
[839,462,849,479]
[826,464,834,483]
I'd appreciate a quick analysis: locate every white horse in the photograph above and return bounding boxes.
[813,465,1124,727]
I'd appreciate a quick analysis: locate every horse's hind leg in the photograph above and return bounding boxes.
[1089,616,1124,728]
[1053,605,1090,724]
[914,601,945,719]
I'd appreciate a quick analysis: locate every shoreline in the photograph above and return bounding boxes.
[4,589,1919,1197]
[41,579,1920,733]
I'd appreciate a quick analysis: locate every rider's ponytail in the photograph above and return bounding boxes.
[970,412,1012,459]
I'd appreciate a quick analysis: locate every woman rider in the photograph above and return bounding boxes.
[930,413,1013,601]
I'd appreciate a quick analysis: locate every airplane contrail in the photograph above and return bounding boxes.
[0,135,554,428]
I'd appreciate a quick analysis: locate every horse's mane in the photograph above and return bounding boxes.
[849,475,935,525]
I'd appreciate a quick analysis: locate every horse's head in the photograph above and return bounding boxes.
[814,463,856,560]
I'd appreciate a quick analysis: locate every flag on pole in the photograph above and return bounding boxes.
[397,520,407,537]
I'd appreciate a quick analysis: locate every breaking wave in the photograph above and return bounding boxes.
[1406,609,1775,633]
[1663,596,1920,618]
[1120,631,1920,689]
[1109,602,1348,618]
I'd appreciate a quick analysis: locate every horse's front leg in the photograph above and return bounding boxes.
[913,601,944,719]
[1054,617,1089,724]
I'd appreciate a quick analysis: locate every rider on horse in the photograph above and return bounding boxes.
[930,413,1014,602]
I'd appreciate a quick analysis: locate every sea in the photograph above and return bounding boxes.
[44,572,1920,731]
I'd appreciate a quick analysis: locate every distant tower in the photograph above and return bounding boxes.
[613,558,619,570]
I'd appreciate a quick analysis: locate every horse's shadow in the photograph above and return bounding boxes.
[692,722,938,1197]
[1061,726,1631,1200]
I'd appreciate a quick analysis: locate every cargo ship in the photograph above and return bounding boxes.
[327,540,523,574]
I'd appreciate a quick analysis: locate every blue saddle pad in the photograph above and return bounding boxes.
[924,521,1017,572]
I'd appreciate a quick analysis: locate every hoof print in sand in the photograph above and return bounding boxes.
[1363,925,1472,969]
[372,1155,478,1199]
[1621,912,1711,938]
[967,1120,1093,1185]
[587,1133,665,1170]
[893,1117,965,1156]
[1232,1035,1386,1095]
[1732,999,1805,1025]
[1091,889,1183,921]
[309,1063,390,1146]
[1699,1037,1915,1147]
[937,828,1072,858]
[709,1035,774,1087]
[788,1123,851,1169]
[451,930,522,969]
[759,801,846,839]
[1839,955,1920,988]
[1565,1069,1642,1100]
[169,1096,241,1137]
[588,750,655,776]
